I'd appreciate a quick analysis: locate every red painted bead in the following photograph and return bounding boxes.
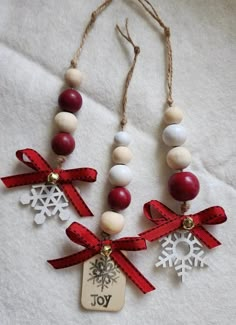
[58,89,82,113]
[108,187,131,210]
[168,172,200,201]
[51,132,75,155]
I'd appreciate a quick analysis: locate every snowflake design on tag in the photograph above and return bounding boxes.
[20,184,70,225]
[155,231,207,281]
[88,256,120,291]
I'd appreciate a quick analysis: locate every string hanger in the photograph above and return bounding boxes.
[137,0,173,107]
[55,0,112,169]
[70,0,113,68]
[116,19,141,129]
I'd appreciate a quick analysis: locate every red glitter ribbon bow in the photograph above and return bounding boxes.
[48,222,155,294]
[1,148,97,217]
[139,200,227,249]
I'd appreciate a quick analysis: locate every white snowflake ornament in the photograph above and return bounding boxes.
[20,184,70,224]
[155,230,207,282]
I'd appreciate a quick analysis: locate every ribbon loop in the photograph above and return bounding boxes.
[59,168,97,183]
[1,148,97,217]
[48,222,155,294]
[139,200,227,249]
[66,222,100,248]
[112,237,147,251]
[16,148,51,171]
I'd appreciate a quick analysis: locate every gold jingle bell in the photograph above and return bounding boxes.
[182,217,195,230]
[100,245,112,257]
[47,172,60,185]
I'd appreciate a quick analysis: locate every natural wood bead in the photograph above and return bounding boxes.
[54,112,78,133]
[164,106,184,124]
[167,147,191,170]
[64,68,82,88]
[112,146,132,164]
[100,211,125,235]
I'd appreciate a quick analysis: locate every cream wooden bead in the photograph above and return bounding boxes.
[54,112,78,133]
[162,124,187,147]
[108,165,132,186]
[112,146,132,164]
[167,147,192,170]
[164,106,184,124]
[100,211,125,235]
[64,68,82,88]
[114,131,131,146]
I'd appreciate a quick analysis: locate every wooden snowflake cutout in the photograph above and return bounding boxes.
[20,184,70,224]
[155,230,207,281]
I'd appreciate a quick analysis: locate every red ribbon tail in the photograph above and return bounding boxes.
[139,219,181,242]
[191,225,221,249]
[48,249,97,269]
[61,183,94,217]
[111,251,155,294]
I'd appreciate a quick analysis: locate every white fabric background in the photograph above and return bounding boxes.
[0,0,235,324]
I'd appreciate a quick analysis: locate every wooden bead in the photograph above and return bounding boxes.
[64,68,82,88]
[108,187,131,210]
[100,211,125,235]
[167,147,191,170]
[112,146,132,164]
[108,165,132,186]
[114,131,131,146]
[54,112,78,133]
[164,106,184,124]
[51,132,75,156]
[168,172,200,201]
[58,89,82,113]
[162,124,187,147]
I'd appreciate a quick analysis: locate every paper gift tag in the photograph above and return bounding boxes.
[81,253,126,311]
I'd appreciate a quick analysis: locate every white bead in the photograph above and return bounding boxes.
[112,146,132,164]
[167,147,192,170]
[100,211,125,235]
[54,112,78,133]
[162,124,187,147]
[114,131,131,146]
[64,68,82,88]
[108,165,132,186]
[164,106,184,124]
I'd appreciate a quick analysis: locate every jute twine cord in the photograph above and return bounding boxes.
[56,0,112,169]
[138,1,190,212]
[181,202,190,215]
[116,19,141,129]
[70,0,112,68]
[137,0,173,106]
[101,20,140,239]
[56,155,67,169]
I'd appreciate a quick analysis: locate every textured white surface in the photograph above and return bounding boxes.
[0,0,235,324]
